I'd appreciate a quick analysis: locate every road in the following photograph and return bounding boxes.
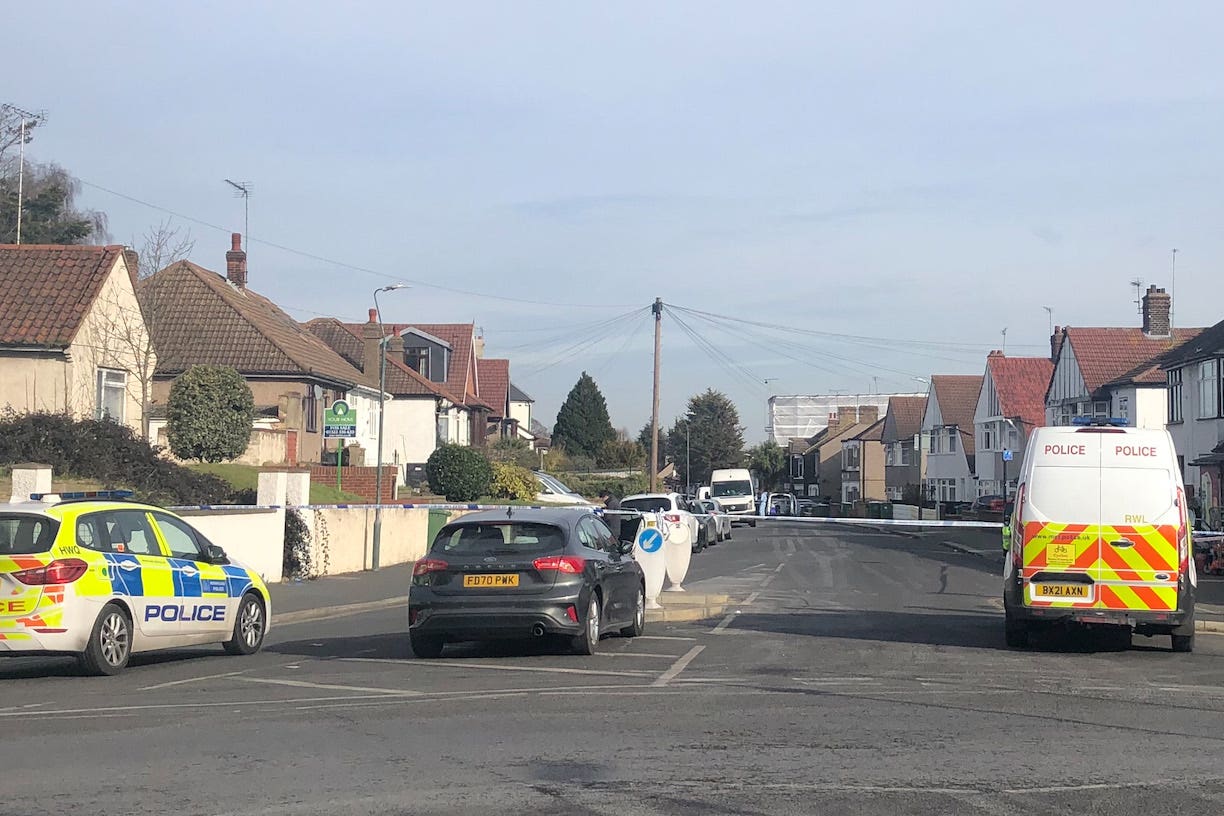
[5,523,1224,815]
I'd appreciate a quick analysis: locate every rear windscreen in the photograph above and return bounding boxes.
[431,522,566,556]
[1101,468,1175,525]
[0,515,59,555]
[1028,467,1094,521]
[621,497,670,513]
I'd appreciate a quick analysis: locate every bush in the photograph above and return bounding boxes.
[555,472,648,499]
[167,365,255,463]
[487,436,538,469]
[489,462,537,501]
[283,508,312,580]
[426,444,493,502]
[0,410,243,505]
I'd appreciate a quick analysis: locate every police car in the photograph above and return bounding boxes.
[0,491,271,675]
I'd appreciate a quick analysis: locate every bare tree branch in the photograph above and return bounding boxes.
[135,218,194,279]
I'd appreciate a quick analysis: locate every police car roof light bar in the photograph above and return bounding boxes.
[1069,417,1128,427]
[30,489,137,503]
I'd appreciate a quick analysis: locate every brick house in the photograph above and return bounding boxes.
[1161,316,1224,530]
[840,417,887,503]
[0,244,152,435]
[973,352,1052,499]
[921,375,983,502]
[882,395,927,502]
[140,235,378,466]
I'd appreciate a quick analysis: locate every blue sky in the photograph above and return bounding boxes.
[9,2,1224,440]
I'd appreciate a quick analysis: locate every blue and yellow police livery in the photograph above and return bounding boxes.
[0,492,271,675]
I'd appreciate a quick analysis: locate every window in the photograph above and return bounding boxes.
[928,430,942,454]
[0,515,58,555]
[1169,368,1184,423]
[406,347,429,377]
[95,369,126,423]
[102,510,159,556]
[304,388,319,433]
[1117,395,1129,423]
[154,513,204,560]
[982,426,996,452]
[577,517,611,552]
[885,444,897,466]
[790,455,804,479]
[1199,359,1220,419]
[946,427,958,453]
[843,444,860,469]
[75,514,110,553]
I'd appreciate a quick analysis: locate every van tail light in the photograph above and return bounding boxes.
[533,556,586,574]
[1011,485,1025,568]
[1176,487,1190,570]
[11,558,89,585]
[664,513,681,524]
[412,558,449,577]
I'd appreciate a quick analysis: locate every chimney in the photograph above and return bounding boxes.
[362,308,383,376]
[858,405,880,425]
[1050,326,1065,362]
[1142,285,1171,337]
[225,233,247,289]
[473,332,486,359]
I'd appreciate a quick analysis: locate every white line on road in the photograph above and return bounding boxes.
[236,676,424,696]
[744,591,761,604]
[774,563,786,573]
[595,652,682,659]
[651,645,706,687]
[759,575,776,588]
[711,613,738,633]
[139,670,248,691]
[340,657,653,678]
[631,635,697,642]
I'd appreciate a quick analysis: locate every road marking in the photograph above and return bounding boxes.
[711,613,738,633]
[759,575,776,588]
[340,657,653,678]
[632,635,696,641]
[0,694,435,719]
[775,563,786,573]
[139,670,248,691]
[275,598,406,626]
[236,676,423,696]
[745,591,761,604]
[596,651,681,659]
[652,645,705,687]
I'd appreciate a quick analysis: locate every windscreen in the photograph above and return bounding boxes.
[0,515,59,555]
[431,522,566,556]
[621,497,671,513]
[712,481,752,497]
[1027,467,1095,521]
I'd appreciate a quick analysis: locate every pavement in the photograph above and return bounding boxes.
[8,522,1224,814]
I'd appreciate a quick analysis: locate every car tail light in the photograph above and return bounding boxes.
[11,558,89,586]
[412,558,449,577]
[664,513,681,523]
[533,555,586,574]
[408,608,419,626]
[565,604,579,623]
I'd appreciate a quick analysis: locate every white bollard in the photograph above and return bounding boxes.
[663,518,693,592]
[633,512,667,609]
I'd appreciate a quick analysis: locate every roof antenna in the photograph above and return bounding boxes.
[1000,327,1007,354]
[1130,277,1144,316]
[1042,306,1053,336]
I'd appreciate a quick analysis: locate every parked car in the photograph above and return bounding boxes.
[698,499,733,542]
[971,494,1006,515]
[408,507,645,657]
[532,472,593,506]
[619,493,706,553]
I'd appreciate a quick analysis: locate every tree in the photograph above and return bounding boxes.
[487,435,539,469]
[426,444,493,501]
[166,366,255,463]
[669,389,745,489]
[747,440,787,491]
[135,218,194,278]
[637,422,669,475]
[597,438,645,470]
[552,372,615,459]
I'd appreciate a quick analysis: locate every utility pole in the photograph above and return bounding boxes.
[4,104,44,245]
[650,298,663,492]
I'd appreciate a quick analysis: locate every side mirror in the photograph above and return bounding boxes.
[618,539,635,556]
[206,544,229,564]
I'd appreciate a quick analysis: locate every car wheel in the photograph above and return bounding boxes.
[1172,632,1194,653]
[572,594,601,655]
[749,520,757,528]
[620,585,645,638]
[79,603,132,676]
[693,528,705,553]
[411,633,445,658]
[224,592,267,656]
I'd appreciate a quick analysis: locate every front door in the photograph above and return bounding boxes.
[98,510,180,639]
[150,512,233,636]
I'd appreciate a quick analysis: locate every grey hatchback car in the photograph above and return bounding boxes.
[408,508,646,658]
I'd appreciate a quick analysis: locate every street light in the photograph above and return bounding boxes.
[371,283,409,570]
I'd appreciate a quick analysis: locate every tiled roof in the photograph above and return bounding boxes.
[344,320,486,408]
[304,318,462,402]
[986,354,1053,430]
[509,383,534,403]
[139,261,368,388]
[1063,327,1203,394]
[886,396,927,439]
[0,244,125,347]
[478,359,510,419]
[1159,318,1224,370]
[851,417,886,442]
[931,375,983,456]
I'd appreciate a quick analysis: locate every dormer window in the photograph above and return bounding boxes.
[406,347,429,378]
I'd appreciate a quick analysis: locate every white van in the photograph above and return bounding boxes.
[709,468,757,526]
[1003,419,1195,651]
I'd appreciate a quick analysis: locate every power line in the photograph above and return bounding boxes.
[664,306,766,394]
[78,178,638,311]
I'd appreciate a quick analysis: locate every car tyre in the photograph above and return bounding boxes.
[572,595,601,655]
[79,603,132,676]
[620,586,645,638]
[411,633,445,659]
[1172,632,1194,653]
[224,592,267,656]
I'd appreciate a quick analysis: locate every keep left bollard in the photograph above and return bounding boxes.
[663,517,692,592]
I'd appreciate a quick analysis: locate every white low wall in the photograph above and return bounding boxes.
[297,506,471,577]
[176,508,285,585]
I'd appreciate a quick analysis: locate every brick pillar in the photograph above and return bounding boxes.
[9,464,52,503]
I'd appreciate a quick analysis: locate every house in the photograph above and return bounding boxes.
[921,375,983,503]
[1161,316,1224,530]
[882,395,927,502]
[509,383,536,446]
[0,244,152,435]
[140,234,379,466]
[784,438,810,496]
[840,417,886,503]
[973,351,1053,499]
[796,405,880,502]
[1046,286,1203,429]
[476,357,518,439]
[306,311,466,480]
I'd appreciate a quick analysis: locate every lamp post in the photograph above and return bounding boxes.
[371,284,408,570]
[685,420,691,495]
[1001,416,1025,502]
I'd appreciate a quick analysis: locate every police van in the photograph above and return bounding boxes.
[0,492,271,674]
[1003,419,1195,651]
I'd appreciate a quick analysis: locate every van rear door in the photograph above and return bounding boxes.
[1023,432,1104,607]
[1096,436,1180,612]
